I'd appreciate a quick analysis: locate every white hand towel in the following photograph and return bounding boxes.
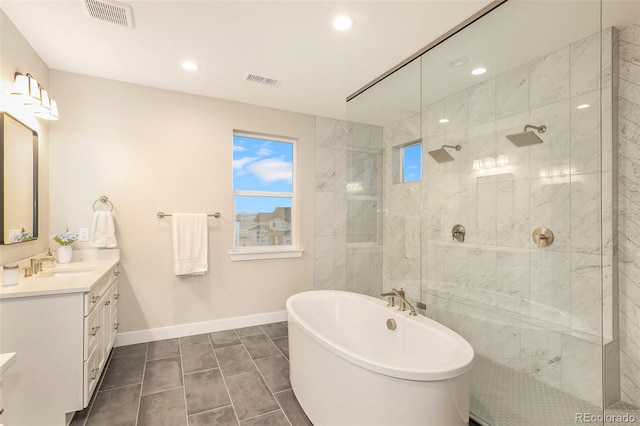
[90,211,118,248]
[172,213,208,276]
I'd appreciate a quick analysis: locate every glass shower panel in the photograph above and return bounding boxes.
[346,59,422,299]
[419,1,605,424]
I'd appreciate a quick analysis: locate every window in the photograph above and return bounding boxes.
[392,141,422,183]
[402,143,422,182]
[231,132,301,260]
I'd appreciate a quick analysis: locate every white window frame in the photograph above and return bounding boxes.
[229,130,303,261]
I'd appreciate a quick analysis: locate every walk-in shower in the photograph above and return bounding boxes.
[335,0,640,424]
[427,144,462,163]
[506,124,547,147]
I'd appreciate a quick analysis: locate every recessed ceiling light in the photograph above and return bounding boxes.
[577,104,590,109]
[449,57,468,67]
[333,15,353,31]
[439,118,450,124]
[182,61,200,71]
[471,67,487,76]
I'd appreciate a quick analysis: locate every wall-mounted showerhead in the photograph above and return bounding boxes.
[506,124,547,147]
[428,144,462,163]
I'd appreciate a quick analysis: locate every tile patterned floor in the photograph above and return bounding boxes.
[470,356,640,426]
[71,322,312,426]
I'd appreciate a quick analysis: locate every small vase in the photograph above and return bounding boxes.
[57,245,72,264]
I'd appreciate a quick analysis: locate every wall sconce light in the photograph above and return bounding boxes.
[11,72,59,121]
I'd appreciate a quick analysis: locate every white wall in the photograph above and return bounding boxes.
[0,10,50,266]
[48,70,315,334]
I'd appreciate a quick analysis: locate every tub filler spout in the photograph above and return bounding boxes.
[391,288,417,316]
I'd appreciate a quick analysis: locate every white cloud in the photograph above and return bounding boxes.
[233,156,256,171]
[233,145,246,152]
[248,158,292,183]
[257,147,274,157]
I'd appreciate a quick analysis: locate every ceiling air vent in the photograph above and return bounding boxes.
[83,0,135,29]
[245,74,280,87]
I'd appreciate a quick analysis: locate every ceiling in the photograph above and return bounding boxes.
[0,0,495,120]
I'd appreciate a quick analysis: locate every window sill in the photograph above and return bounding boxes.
[229,248,304,261]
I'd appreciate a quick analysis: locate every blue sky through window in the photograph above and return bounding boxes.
[403,143,422,182]
[233,135,293,213]
[235,196,291,213]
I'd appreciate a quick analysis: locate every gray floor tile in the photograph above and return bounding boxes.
[81,326,312,426]
[241,334,280,359]
[182,342,218,374]
[240,410,289,426]
[180,333,210,347]
[86,384,141,426]
[216,344,256,376]
[260,323,288,339]
[100,355,145,390]
[142,356,183,395]
[209,330,241,348]
[254,355,290,393]
[138,387,187,426]
[188,405,239,426]
[112,343,148,359]
[225,371,280,421]
[271,337,289,359]
[147,338,180,360]
[184,368,231,416]
[235,326,264,337]
[274,390,312,426]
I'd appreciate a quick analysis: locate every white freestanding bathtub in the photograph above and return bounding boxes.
[286,290,474,426]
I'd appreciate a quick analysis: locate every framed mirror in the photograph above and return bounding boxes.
[0,112,38,244]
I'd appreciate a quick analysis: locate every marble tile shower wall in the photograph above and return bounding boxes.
[382,29,616,406]
[618,20,640,407]
[314,117,384,296]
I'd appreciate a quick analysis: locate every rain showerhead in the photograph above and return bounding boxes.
[506,124,547,147]
[428,144,461,163]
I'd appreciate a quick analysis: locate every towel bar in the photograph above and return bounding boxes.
[157,211,221,219]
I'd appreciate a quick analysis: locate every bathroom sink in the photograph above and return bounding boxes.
[38,265,96,278]
[52,269,94,278]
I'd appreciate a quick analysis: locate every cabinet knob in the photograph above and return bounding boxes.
[91,294,100,304]
[90,367,99,380]
[90,326,101,336]
[114,322,120,330]
[114,270,120,276]
[114,293,120,299]
[105,300,111,306]
[0,407,4,415]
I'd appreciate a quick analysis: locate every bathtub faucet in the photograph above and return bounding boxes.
[391,288,418,316]
[380,291,397,307]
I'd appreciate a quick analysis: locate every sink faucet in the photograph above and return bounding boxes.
[30,258,45,274]
[30,248,57,274]
[391,288,417,316]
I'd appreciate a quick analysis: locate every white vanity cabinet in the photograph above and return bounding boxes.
[0,255,119,426]
[82,267,119,404]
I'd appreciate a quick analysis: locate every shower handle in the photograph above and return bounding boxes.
[452,224,466,242]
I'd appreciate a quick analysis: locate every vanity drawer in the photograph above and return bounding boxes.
[84,268,117,315]
[84,303,101,360]
[83,346,100,406]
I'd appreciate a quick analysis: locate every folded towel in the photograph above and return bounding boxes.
[172,213,208,276]
[90,211,118,248]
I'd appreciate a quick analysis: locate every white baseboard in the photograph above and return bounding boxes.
[114,310,287,347]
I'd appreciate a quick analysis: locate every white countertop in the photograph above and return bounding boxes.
[0,352,17,378]
[0,250,120,300]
